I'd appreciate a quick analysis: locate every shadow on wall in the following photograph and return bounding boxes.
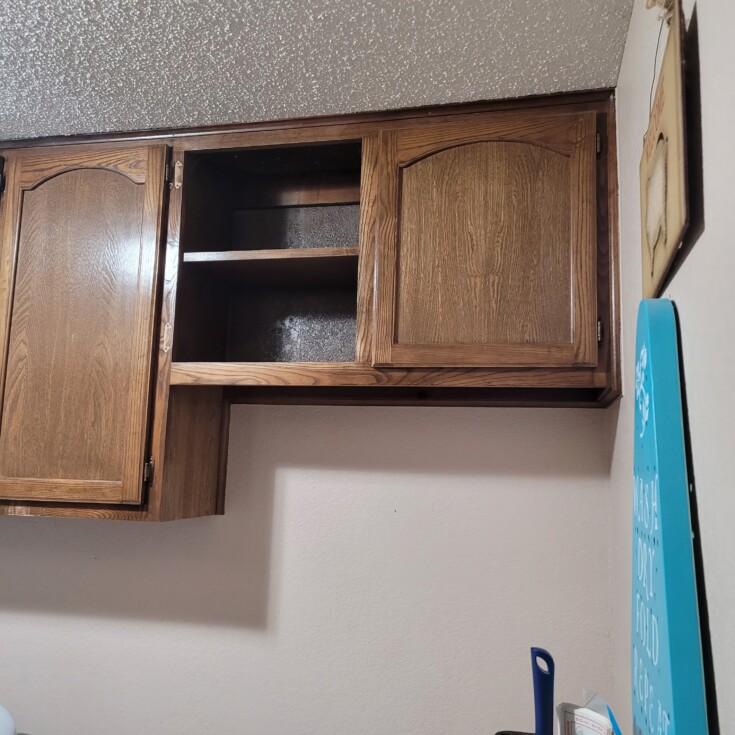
[0,405,616,629]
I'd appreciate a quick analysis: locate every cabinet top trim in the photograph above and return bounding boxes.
[0,90,614,152]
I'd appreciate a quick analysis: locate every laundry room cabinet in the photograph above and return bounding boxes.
[0,90,619,519]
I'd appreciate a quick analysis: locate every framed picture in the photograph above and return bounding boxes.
[640,0,688,298]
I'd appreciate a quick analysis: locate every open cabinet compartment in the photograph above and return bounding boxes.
[174,140,362,364]
[179,140,362,252]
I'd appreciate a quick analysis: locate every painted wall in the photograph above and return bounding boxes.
[612,0,735,728]
[18,3,735,731]
[0,407,614,733]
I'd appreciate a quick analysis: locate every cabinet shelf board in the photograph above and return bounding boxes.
[184,247,359,262]
[170,361,610,390]
[240,177,360,208]
[182,247,359,287]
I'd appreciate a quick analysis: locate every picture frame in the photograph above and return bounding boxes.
[640,0,688,298]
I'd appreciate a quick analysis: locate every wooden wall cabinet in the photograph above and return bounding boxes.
[0,91,619,520]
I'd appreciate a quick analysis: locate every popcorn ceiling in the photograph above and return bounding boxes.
[0,0,634,141]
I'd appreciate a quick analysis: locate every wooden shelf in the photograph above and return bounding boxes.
[182,247,359,286]
[170,361,610,389]
[184,247,358,262]
[241,173,360,208]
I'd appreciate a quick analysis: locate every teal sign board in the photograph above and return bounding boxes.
[633,300,708,735]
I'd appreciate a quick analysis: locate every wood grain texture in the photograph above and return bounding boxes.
[244,171,360,207]
[569,113,599,366]
[373,130,400,365]
[17,146,151,187]
[596,100,621,404]
[216,397,231,515]
[0,93,621,520]
[394,114,585,164]
[142,146,231,521]
[170,361,608,388]
[1,169,144,483]
[0,390,227,520]
[355,136,379,364]
[374,110,598,368]
[184,247,359,262]
[0,145,167,504]
[0,502,155,520]
[143,148,185,520]
[398,141,571,344]
[182,248,359,288]
[0,153,231,520]
[594,112,611,381]
[0,155,20,409]
[157,387,225,520]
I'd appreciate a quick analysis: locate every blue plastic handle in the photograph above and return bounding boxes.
[531,647,555,735]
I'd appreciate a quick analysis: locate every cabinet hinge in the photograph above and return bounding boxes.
[596,132,602,156]
[173,160,183,189]
[165,160,183,190]
[597,319,604,344]
[143,457,155,485]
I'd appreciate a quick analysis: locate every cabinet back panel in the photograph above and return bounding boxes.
[180,142,361,253]
[397,141,572,345]
[232,204,359,250]
[0,170,144,481]
[228,287,357,363]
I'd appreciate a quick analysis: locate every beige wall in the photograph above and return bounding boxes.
[612,0,735,727]
[8,3,735,730]
[0,406,614,733]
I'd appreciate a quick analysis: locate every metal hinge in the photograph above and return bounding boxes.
[165,160,183,189]
[597,319,604,344]
[143,457,155,485]
[596,132,602,156]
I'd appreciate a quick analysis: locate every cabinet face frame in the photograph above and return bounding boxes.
[373,110,599,368]
[0,145,168,504]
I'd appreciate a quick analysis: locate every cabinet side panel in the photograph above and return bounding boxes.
[158,387,225,520]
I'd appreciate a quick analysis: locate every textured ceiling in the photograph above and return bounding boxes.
[0,0,633,141]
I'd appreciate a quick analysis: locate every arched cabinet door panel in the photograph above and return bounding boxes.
[0,145,168,504]
[374,110,598,368]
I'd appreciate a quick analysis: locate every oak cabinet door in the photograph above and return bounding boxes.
[374,111,598,368]
[0,145,168,504]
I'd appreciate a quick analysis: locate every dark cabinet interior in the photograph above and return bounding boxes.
[174,142,362,364]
